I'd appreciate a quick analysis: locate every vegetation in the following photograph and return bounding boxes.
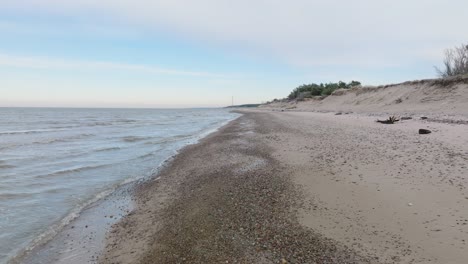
[435,43,468,77]
[287,80,361,100]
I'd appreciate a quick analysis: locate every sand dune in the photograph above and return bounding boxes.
[262,75,468,118]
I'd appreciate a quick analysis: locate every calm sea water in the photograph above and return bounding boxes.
[0,107,238,263]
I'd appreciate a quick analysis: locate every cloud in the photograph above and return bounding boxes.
[3,0,468,69]
[0,53,226,77]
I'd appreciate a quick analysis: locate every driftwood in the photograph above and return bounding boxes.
[377,116,400,124]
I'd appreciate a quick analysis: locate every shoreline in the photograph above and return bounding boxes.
[8,114,239,264]
[15,184,135,264]
[102,110,468,263]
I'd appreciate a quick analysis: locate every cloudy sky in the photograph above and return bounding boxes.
[1,0,467,107]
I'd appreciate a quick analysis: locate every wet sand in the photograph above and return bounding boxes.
[101,110,468,263]
[13,185,133,264]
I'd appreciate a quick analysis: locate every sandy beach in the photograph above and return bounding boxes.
[4,3,468,264]
[100,107,468,263]
[257,110,468,263]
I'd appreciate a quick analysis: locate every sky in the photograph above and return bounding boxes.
[0,0,467,108]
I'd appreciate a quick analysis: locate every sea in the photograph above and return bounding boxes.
[0,107,239,263]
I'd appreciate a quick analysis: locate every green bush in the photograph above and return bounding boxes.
[287,80,361,99]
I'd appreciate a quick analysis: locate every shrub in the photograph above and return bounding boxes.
[435,43,468,77]
[321,87,336,96]
[287,80,362,99]
[348,80,361,87]
[338,81,347,88]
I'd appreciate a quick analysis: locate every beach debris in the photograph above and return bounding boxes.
[377,116,400,124]
[419,129,431,134]
[401,117,412,120]
[335,112,343,115]
[421,117,428,120]
[408,203,413,206]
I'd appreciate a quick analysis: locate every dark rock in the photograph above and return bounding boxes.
[419,129,431,134]
[335,112,342,115]
[421,117,428,120]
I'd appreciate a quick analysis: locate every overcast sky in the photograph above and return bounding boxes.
[1,0,467,107]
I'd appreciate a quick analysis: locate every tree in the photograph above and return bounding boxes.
[338,81,347,88]
[348,80,361,87]
[435,43,468,77]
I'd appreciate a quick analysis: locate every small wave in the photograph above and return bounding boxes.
[35,164,108,179]
[49,125,79,129]
[43,187,67,194]
[31,134,95,145]
[0,159,16,168]
[137,152,155,159]
[0,134,96,151]
[0,164,16,169]
[0,128,66,135]
[58,121,115,128]
[93,120,141,127]
[50,122,120,129]
[0,192,34,199]
[144,135,193,145]
[0,120,135,135]
[87,121,114,127]
[121,136,153,142]
[114,119,137,123]
[94,147,121,152]
[33,138,66,145]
